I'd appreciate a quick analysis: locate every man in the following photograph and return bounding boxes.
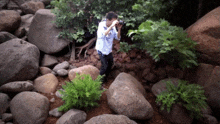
[95,11,122,83]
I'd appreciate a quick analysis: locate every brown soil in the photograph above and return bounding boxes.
[42,67,171,124]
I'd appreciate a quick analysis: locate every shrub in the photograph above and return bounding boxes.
[50,0,179,42]
[128,19,198,69]
[58,74,105,112]
[156,80,208,119]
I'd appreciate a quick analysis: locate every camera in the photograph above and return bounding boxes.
[119,20,125,25]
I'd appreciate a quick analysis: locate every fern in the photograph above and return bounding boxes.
[128,19,198,69]
[58,74,105,112]
[156,80,208,119]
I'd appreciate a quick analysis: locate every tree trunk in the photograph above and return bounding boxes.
[70,41,75,62]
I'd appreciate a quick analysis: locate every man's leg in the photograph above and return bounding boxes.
[106,53,114,78]
[98,53,108,82]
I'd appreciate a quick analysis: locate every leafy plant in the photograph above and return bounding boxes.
[58,74,105,112]
[51,0,180,41]
[118,42,136,53]
[128,19,198,69]
[156,80,208,119]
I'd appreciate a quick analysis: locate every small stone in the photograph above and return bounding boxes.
[41,54,58,67]
[49,108,63,117]
[0,119,5,124]
[6,123,13,124]
[51,71,57,76]
[55,89,64,98]
[39,67,52,75]
[50,98,55,103]
[69,65,77,69]
[53,61,69,73]
[2,113,13,122]
[57,69,68,77]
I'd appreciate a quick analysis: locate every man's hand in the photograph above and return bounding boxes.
[111,20,119,27]
[116,23,123,30]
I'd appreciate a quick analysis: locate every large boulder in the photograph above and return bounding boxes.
[20,1,45,14]
[107,72,154,120]
[186,7,220,65]
[0,93,10,116]
[28,9,70,54]
[0,10,21,33]
[56,109,87,124]
[68,65,100,81]
[34,73,59,93]
[0,38,40,86]
[151,78,193,124]
[0,31,17,44]
[10,91,49,124]
[84,114,137,124]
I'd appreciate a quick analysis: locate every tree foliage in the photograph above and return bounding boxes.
[50,0,179,42]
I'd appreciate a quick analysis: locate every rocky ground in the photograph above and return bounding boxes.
[0,1,220,123]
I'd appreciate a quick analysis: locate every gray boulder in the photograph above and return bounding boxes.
[0,10,21,33]
[28,9,70,54]
[107,72,154,120]
[10,91,49,124]
[0,38,40,86]
[84,114,137,124]
[0,81,33,92]
[0,93,10,116]
[0,32,17,44]
[56,109,86,124]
